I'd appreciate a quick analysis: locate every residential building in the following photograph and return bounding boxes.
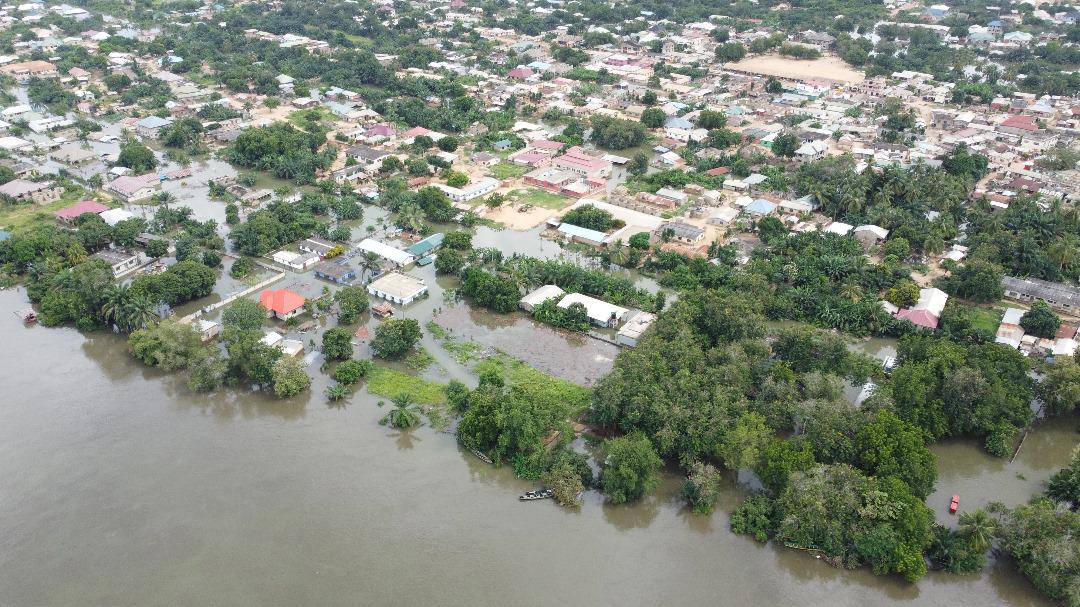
[313,261,356,284]
[1002,276,1079,314]
[92,248,142,277]
[367,272,428,305]
[617,310,656,347]
[55,199,108,223]
[0,179,62,204]
[895,287,949,329]
[557,292,628,328]
[109,174,160,202]
[519,284,566,312]
[357,238,414,267]
[433,177,500,203]
[259,288,307,320]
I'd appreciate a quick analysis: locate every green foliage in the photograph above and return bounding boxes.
[371,318,422,359]
[334,359,374,385]
[715,42,747,63]
[128,319,204,371]
[459,267,520,313]
[434,248,465,275]
[366,367,444,404]
[543,458,586,507]
[117,140,158,173]
[996,498,1080,604]
[222,298,266,332]
[628,232,651,250]
[884,334,1033,454]
[271,356,310,398]
[589,115,647,150]
[773,465,932,581]
[600,432,663,504]
[926,524,987,574]
[228,122,333,184]
[681,461,722,514]
[335,285,369,324]
[321,327,353,361]
[531,299,589,333]
[1047,448,1080,511]
[383,392,422,428]
[561,203,618,232]
[229,256,254,279]
[640,107,665,129]
[1020,301,1061,339]
[855,410,937,499]
[730,495,774,542]
[1039,356,1080,417]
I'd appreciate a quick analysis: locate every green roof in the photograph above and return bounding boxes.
[405,233,444,256]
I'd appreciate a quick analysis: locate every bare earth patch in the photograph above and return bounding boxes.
[728,54,865,84]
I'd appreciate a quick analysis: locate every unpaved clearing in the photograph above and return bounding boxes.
[728,54,865,84]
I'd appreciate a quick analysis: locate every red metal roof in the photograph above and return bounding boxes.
[55,200,108,220]
[259,289,306,315]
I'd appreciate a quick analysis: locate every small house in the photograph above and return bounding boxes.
[259,289,307,320]
[367,272,428,305]
[313,261,356,285]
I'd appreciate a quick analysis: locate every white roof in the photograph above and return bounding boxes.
[260,331,283,347]
[854,224,889,239]
[557,292,628,324]
[1001,307,1025,325]
[914,287,948,317]
[520,284,566,307]
[368,271,427,299]
[824,222,854,235]
[99,208,134,226]
[357,238,414,265]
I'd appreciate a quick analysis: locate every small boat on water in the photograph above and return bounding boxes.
[949,494,960,514]
[520,489,554,501]
[470,448,493,465]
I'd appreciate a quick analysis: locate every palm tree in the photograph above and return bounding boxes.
[359,251,381,282]
[123,293,157,331]
[606,239,630,267]
[958,509,996,553]
[395,203,426,234]
[385,392,421,429]
[326,384,349,402]
[101,283,132,331]
[153,191,175,207]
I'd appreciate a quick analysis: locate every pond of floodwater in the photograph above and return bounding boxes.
[0,286,1063,607]
[432,304,620,387]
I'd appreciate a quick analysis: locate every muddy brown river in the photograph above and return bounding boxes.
[0,284,1071,606]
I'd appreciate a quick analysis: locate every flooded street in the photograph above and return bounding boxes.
[0,284,1066,607]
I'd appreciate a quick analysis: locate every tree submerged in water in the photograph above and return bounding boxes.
[383,392,421,429]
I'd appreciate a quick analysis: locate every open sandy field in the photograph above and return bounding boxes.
[728,54,865,84]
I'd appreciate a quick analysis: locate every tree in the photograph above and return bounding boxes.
[628,152,649,175]
[371,318,422,358]
[771,132,798,158]
[715,42,747,63]
[1048,448,1080,511]
[1038,356,1080,416]
[718,412,770,471]
[682,461,722,514]
[765,77,783,94]
[886,281,920,307]
[443,231,473,251]
[128,319,203,370]
[434,248,465,275]
[117,140,158,172]
[101,283,156,333]
[542,458,585,507]
[697,110,727,130]
[322,327,353,361]
[334,359,373,385]
[640,107,666,129]
[384,392,421,428]
[855,410,938,499]
[146,239,169,258]
[1020,301,1060,338]
[628,232,651,249]
[335,286,369,324]
[187,351,227,393]
[561,204,616,232]
[230,256,254,279]
[446,171,469,187]
[271,356,310,398]
[958,509,996,552]
[436,136,459,152]
[600,432,662,504]
[589,115,647,150]
[222,298,266,332]
[995,498,1080,603]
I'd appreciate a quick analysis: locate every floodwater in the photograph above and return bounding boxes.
[0,283,1068,607]
[433,304,620,386]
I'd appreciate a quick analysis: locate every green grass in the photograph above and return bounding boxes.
[512,187,572,210]
[489,162,530,179]
[405,348,435,371]
[367,367,445,405]
[965,305,1003,334]
[443,339,483,364]
[475,355,591,416]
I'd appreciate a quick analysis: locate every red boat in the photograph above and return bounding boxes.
[949,494,960,514]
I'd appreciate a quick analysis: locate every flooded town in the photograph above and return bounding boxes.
[0,0,1079,605]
